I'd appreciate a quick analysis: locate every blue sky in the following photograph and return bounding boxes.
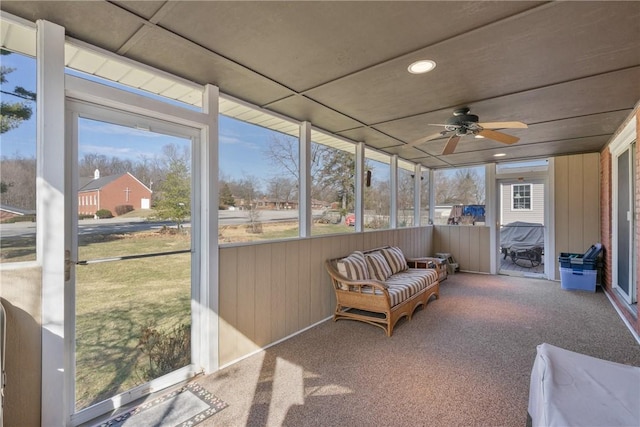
[0,51,276,181]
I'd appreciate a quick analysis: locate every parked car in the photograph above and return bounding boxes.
[345,213,355,226]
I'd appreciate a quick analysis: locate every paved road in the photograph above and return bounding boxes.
[1,209,322,238]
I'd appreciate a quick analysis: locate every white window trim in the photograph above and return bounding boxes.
[511,183,533,211]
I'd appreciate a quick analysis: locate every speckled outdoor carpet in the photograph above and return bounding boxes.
[96,382,227,427]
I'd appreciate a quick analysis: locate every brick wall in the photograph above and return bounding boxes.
[600,108,639,337]
[100,173,151,216]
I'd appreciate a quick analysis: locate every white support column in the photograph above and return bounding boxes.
[390,155,398,228]
[200,84,219,372]
[414,164,422,226]
[355,142,365,232]
[37,19,67,426]
[299,122,312,237]
[486,163,498,274]
[429,169,436,225]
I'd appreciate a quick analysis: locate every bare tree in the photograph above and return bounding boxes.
[0,155,36,209]
[266,176,297,209]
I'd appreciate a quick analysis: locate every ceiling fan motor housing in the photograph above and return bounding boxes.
[445,112,480,133]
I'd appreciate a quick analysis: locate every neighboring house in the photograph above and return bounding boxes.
[255,197,298,210]
[78,170,152,217]
[0,204,36,222]
[501,182,544,225]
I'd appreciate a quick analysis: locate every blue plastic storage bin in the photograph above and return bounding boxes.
[560,267,597,292]
[558,243,602,271]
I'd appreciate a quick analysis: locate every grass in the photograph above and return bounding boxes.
[75,231,191,410]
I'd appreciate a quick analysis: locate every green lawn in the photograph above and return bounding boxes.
[75,232,191,410]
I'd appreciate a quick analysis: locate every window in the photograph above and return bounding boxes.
[512,184,532,210]
[218,114,300,244]
[310,130,356,235]
[397,160,415,228]
[0,49,37,262]
[434,166,485,225]
[364,149,390,230]
[420,167,430,225]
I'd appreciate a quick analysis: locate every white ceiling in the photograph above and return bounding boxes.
[2,1,639,169]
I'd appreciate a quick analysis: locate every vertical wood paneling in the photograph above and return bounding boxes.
[309,238,325,323]
[236,245,257,355]
[254,244,273,347]
[219,247,238,365]
[567,156,584,251]
[554,153,601,273]
[555,156,570,272]
[583,153,600,246]
[285,241,300,335]
[469,227,480,271]
[457,226,470,270]
[271,242,287,341]
[479,227,491,272]
[298,239,311,327]
[449,226,461,266]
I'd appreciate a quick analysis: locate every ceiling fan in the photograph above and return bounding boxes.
[405,107,528,155]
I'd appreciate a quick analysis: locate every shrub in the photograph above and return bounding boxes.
[78,214,94,220]
[115,204,134,216]
[137,322,191,381]
[95,209,113,219]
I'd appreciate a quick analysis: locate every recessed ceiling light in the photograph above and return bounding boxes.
[475,135,485,139]
[408,60,436,74]
[494,153,507,157]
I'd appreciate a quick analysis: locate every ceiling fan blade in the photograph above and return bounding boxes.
[479,121,528,129]
[478,129,520,144]
[404,131,447,148]
[442,135,460,155]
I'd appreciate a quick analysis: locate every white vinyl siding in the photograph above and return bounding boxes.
[502,182,544,225]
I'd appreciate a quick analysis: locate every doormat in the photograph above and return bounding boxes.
[96,382,228,427]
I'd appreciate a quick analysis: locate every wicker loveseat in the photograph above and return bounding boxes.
[325,246,440,336]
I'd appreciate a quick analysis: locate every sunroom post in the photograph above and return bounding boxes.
[390,155,398,228]
[414,164,422,226]
[355,142,365,232]
[37,19,67,426]
[299,121,312,237]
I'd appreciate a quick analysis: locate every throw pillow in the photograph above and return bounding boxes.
[337,251,370,286]
[382,246,408,274]
[365,251,392,281]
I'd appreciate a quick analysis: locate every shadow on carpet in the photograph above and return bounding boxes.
[96,383,228,427]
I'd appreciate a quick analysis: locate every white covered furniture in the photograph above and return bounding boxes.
[528,343,640,427]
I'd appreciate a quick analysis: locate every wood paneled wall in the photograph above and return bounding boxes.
[0,266,42,427]
[554,153,601,273]
[218,227,433,365]
[432,225,491,273]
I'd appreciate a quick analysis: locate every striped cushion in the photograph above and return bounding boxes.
[365,251,392,281]
[382,246,408,274]
[337,251,369,289]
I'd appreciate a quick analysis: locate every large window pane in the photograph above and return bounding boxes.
[364,149,390,230]
[434,166,485,225]
[310,135,356,236]
[218,115,299,244]
[0,50,37,262]
[397,161,415,228]
[420,167,430,225]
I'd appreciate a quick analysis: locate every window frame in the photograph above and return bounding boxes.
[511,183,532,211]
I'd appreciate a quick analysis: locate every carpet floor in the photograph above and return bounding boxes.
[194,273,640,427]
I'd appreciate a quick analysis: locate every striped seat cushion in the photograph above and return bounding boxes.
[337,251,369,290]
[384,269,439,306]
[365,251,392,281]
[381,246,408,274]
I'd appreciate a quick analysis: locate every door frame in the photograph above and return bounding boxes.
[66,97,202,424]
[40,66,219,424]
[610,117,637,305]
[491,163,551,278]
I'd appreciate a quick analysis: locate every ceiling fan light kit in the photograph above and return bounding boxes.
[406,107,528,155]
